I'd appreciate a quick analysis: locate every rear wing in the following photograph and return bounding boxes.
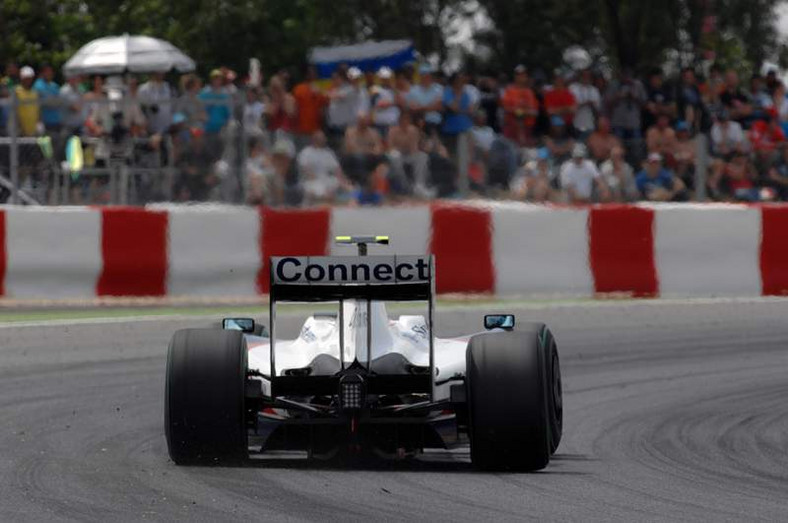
[269,255,434,302]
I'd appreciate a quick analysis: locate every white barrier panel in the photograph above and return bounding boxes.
[492,205,592,296]
[654,206,761,297]
[167,206,260,296]
[5,207,101,298]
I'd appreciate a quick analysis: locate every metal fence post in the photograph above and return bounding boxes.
[457,131,470,196]
[694,133,708,201]
[9,90,19,204]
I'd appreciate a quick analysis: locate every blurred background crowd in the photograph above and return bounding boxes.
[2,0,788,207]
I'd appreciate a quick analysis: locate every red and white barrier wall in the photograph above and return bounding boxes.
[1,202,787,299]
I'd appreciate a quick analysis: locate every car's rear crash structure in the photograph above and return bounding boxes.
[165,236,563,470]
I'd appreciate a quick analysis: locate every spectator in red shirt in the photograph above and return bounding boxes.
[292,65,327,150]
[502,65,538,146]
[709,152,759,201]
[749,109,786,171]
[544,72,576,127]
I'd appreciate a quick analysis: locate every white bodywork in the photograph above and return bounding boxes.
[247,300,473,400]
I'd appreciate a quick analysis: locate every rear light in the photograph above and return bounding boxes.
[339,376,365,410]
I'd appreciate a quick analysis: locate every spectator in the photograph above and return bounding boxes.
[708,152,760,201]
[264,75,296,138]
[710,109,747,158]
[394,69,412,110]
[59,74,85,136]
[348,67,370,117]
[243,86,265,137]
[773,82,788,131]
[636,152,686,201]
[605,69,647,142]
[442,72,475,156]
[371,67,399,137]
[477,76,501,132]
[600,146,638,201]
[176,128,216,201]
[33,64,61,134]
[544,72,576,127]
[297,130,347,204]
[387,110,431,197]
[123,77,147,136]
[199,69,231,134]
[138,72,173,135]
[269,138,301,206]
[719,70,753,128]
[642,68,675,131]
[501,65,538,146]
[15,66,40,137]
[646,113,678,159]
[673,120,696,189]
[292,65,326,150]
[327,69,359,145]
[748,108,785,171]
[570,68,601,139]
[514,147,557,202]
[587,116,622,164]
[342,113,387,186]
[544,115,574,165]
[749,74,773,119]
[407,64,444,136]
[177,75,207,130]
[560,144,609,203]
[470,110,496,154]
[676,67,703,132]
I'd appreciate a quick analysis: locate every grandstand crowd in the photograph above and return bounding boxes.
[2,60,788,205]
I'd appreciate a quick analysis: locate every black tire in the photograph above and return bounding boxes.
[542,328,563,454]
[165,328,248,465]
[466,324,560,471]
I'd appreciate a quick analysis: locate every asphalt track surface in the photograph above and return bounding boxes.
[1,300,787,522]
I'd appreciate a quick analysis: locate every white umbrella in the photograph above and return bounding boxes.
[63,34,196,76]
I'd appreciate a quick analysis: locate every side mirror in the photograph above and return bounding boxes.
[484,314,515,330]
[222,318,256,333]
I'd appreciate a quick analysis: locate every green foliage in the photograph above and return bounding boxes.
[0,0,784,80]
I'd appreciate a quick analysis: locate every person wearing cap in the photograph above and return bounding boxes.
[371,66,399,137]
[514,147,557,202]
[636,152,686,201]
[560,143,609,203]
[327,69,358,145]
[292,65,327,150]
[501,65,538,146]
[15,66,40,137]
[407,64,444,136]
[544,71,576,128]
[600,146,638,202]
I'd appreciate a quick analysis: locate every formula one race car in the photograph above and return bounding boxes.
[165,236,562,471]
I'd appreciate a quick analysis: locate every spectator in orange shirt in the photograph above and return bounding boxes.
[292,65,327,150]
[502,65,538,146]
[544,72,576,127]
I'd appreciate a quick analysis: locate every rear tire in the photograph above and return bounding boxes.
[466,324,561,471]
[165,329,248,465]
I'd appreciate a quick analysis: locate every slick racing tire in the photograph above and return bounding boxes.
[466,324,562,471]
[165,329,248,465]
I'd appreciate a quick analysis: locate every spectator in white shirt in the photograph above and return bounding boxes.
[560,144,610,202]
[569,68,601,138]
[372,67,399,137]
[297,130,348,203]
[710,109,748,158]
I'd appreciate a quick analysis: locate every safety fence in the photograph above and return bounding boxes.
[0,202,786,300]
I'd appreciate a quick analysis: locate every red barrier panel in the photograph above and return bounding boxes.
[257,207,330,293]
[430,204,494,293]
[97,208,168,296]
[760,206,788,295]
[589,205,658,297]
[0,211,5,296]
